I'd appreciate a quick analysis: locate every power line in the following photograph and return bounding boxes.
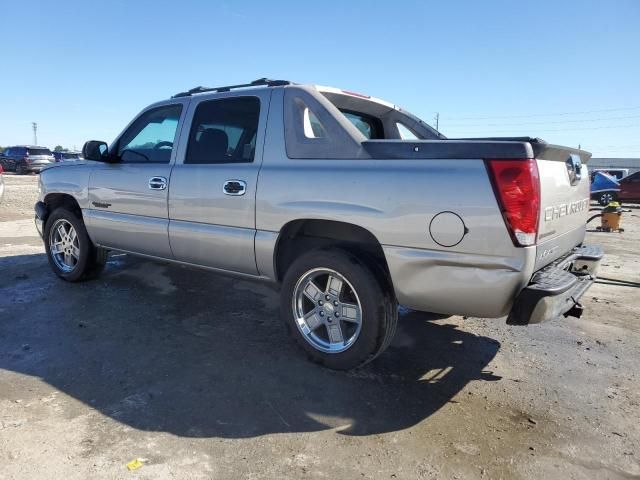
[445,123,640,134]
[444,114,640,128]
[585,144,640,149]
[441,105,640,121]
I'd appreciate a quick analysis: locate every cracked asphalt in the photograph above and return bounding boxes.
[1,173,639,479]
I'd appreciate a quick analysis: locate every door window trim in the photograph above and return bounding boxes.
[173,90,272,168]
[184,96,262,165]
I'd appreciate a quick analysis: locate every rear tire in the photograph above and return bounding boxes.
[44,208,107,282]
[281,248,397,370]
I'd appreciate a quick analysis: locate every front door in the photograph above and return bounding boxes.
[86,102,187,258]
[168,92,271,275]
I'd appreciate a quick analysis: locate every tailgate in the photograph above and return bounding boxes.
[29,156,53,165]
[535,144,591,270]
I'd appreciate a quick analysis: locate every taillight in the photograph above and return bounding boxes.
[23,155,31,164]
[0,165,4,174]
[486,159,540,247]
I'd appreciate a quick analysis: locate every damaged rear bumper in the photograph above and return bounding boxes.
[507,245,603,325]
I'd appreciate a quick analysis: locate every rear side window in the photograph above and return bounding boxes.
[624,172,640,182]
[28,148,52,156]
[185,96,260,164]
[302,104,327,139]
[396,122,419,140]
[283,88,363,160]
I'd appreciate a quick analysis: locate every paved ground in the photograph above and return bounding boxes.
[1,173,639,479]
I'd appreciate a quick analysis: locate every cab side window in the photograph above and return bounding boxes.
[185,97,260,164]
[118,104,183,164]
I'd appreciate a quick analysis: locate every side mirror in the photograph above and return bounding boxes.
[82,140,110,162]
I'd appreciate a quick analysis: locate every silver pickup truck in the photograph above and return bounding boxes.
[35,78,602,370]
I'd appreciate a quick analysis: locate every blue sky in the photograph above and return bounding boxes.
[1,0,639,157]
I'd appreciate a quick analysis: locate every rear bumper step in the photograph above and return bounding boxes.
[507,244,604,325]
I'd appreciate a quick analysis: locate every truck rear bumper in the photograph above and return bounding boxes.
[507,245,603,325]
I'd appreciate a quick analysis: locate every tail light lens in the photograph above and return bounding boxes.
[23,156,31,164]
[0,165,4,174]
[486,159,540,247]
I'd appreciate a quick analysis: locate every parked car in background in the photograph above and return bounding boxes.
[590,171,621,206]
[0,146,55,174]
[590,168,629,181]
[618,171,640,203]
[0,165,4,204]
[52,151,82,162]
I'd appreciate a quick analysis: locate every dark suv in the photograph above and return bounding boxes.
[0,146,55,174]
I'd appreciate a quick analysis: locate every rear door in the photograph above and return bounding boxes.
[168,92,271,275]
[86,101,188,258]
[535,149,591,269]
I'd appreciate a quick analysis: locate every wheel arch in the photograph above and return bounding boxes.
[273,219,393,291]
[44,193,83,220]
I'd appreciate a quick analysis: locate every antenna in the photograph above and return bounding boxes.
[32,122,38,145]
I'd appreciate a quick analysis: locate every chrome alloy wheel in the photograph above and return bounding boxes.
[49,219,80,273]
[292,268,362,353]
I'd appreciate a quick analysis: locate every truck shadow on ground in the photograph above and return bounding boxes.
[0,253,501,438]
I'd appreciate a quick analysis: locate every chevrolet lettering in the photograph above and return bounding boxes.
[544,199,589,222]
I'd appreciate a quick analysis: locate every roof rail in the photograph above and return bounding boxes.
[171,78,291,98]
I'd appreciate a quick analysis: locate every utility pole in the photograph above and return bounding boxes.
[434,113,440,131]
[32,122,38,145]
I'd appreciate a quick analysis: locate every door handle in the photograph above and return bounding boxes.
[148,176,167,190]
[223,180,247,196]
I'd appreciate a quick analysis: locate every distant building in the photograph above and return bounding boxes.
[589,158,640,175]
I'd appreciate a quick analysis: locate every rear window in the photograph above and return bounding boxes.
[62,152,79,159]
[28,148,52,156]
[341,111,383,139]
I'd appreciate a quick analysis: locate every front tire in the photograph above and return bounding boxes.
[44,208,107,282]
[281,249,397,370]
